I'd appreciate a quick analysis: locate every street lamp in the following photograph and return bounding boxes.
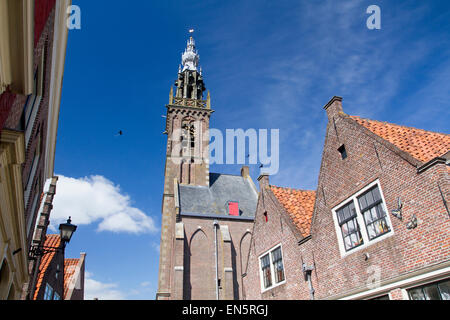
[29,217,77,259]
[58,216,77,244]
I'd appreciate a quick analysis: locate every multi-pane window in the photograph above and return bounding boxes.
[260,254,272,289]
[336,201,364,251]
[259,245,285,291]
[43,283,53,300]
[358,186,390,240]
[53,292,61,300]
[408,279,450,300]
[333,181,393,255]
[271,247,285,283]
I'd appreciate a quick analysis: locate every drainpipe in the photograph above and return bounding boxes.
[302,263,315,300]
[213,220,219,300]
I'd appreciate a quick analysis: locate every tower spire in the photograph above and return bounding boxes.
[181,31,199,72]
[172,31,206,102]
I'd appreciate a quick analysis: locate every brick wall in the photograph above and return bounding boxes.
[34,249,65,300]
[157,104,213,299]
[243,98,450,300]
[34,0,56,48]
[243,184,312,300]
[0,90,17,131]
[303,101,450,299]
[178,216,254,300]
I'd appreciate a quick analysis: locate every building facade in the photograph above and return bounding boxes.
[244,96,450,300]
[156,36,258,300]
[63,254,86,300]
[32,234,85,300]
[244,174,316,300]
[0,0,70,300]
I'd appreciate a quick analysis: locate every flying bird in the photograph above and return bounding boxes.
[115,130,123,137]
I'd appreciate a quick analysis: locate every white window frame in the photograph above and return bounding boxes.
[258,244,286,293]
[331,180,394,258]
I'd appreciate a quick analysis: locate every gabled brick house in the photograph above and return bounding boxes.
[63,255,86,300]
[243,176,315,300]
[33,234,85,300]
[243,96,450,300]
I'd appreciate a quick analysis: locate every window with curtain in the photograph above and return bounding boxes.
[271,247,285,283]
[333,181,393,255]
[260,253,272,289]
[358,185,390,239]
[336,201,364,251]
[259,245,286,291]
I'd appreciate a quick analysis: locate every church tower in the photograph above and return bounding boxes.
[156,35,214,299]
[156,34,257,301]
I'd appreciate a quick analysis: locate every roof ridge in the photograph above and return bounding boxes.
[210,172,243,177]
[349,115,450,137]
[270,185,315,193]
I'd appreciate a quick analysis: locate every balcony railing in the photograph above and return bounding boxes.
[172,97,208,109]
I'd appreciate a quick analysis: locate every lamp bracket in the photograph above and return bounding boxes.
[29,244,64,260]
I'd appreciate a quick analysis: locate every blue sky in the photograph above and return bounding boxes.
[50,0,450,299]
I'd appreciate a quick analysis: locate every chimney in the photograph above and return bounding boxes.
[257,173,269,190]
[241,165,249,178]
[323,96,343,120]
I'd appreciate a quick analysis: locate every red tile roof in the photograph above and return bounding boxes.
[64,258,80,299]
[33,234,61,300]
[270,186,316,237]
[350,115,450,163]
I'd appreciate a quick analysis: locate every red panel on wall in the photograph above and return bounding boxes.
[228,202,239,216]
[34,0,56,47]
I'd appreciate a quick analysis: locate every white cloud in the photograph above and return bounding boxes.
[49,175,158,234]
[84,272,126,300]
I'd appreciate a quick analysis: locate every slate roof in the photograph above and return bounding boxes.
[350,115,450,163]
[179,172,258,218]
[270,186,316,237]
